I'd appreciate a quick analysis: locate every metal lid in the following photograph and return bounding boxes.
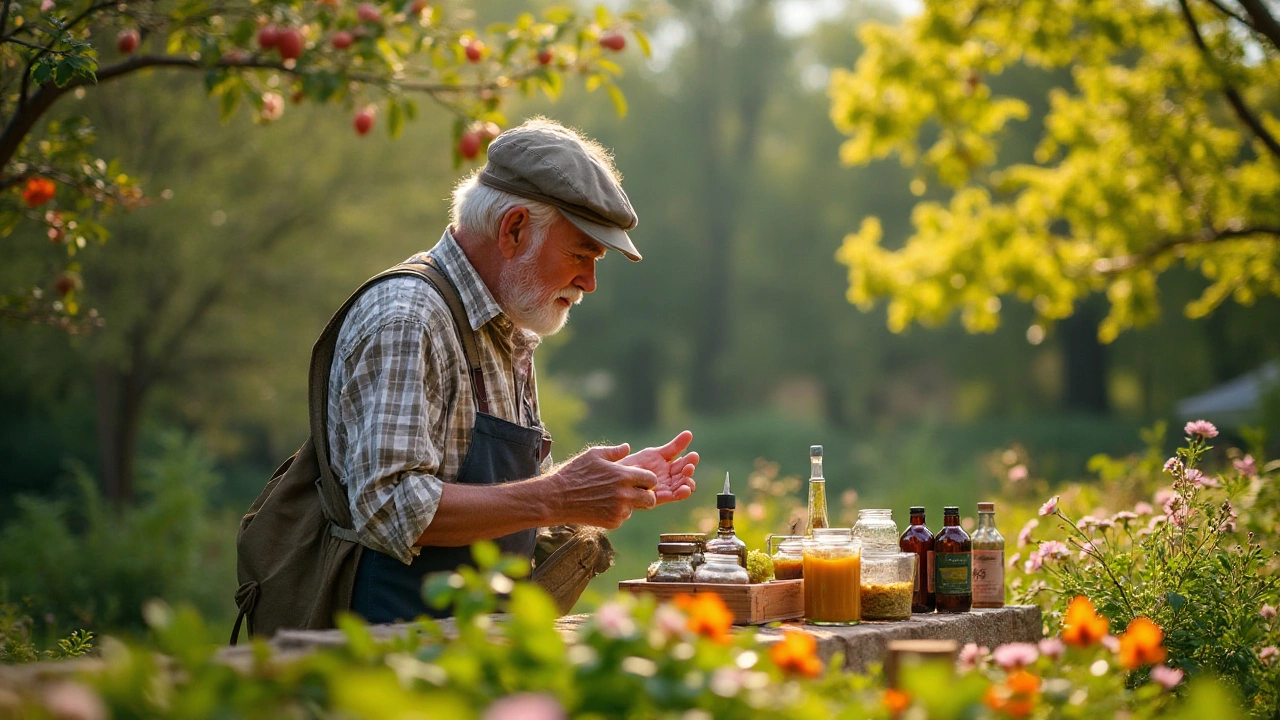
[659,533,706,544]
[810,445,823,457]
[657,542,697,555]
[909,506,926,513]
[944,506,960,515]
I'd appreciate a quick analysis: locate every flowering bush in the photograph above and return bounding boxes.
[1011,421,1280,715]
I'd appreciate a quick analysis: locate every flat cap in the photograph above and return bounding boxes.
[478,120,641,261]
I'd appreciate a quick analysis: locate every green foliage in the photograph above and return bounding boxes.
[1010,423,1280,714]
[0,431,237,636]
[829,0,1280,342]
[1,0,644,327]
[0,602,93,664]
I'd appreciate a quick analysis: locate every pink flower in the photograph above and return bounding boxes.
[1184,468,1207,486]
[1007,552,1021,569]
[1154,488,1176,507]
[1150,664,1184,690]
[1163,457,1183,475]
[1134,502,1154,516]
[1235,455,1259,478]
[40,0,54,11]
[1260,604,1276,620]
[593,601,636,639]
[1078,541,1099,561]
[992,642,1039,669]
[1039,540,1070,560]
[1038,638,1065,660]
[1184,420,1219,440]
[1023,551,1044,574]
[42,683,106,720]
[1018,519,1039,548]
[1077,516,1099,530]
[958,642,988,670]
[652,604,687,639]
[1147,515,1167,531]
[1039,496,1060,517]
[483,694,567,720]
[260,92,284,122]
[1260,646,1279,664]
[1008,464,1029,483]
[1112,511,1138,524]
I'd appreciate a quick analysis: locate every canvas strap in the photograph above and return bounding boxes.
[310,257,491,539]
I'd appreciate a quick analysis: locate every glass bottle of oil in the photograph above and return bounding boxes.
[704,472,747,568]
[805,445,829,535]
[971,502,1006,608]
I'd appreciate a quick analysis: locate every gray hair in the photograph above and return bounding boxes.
[450,172,561,248]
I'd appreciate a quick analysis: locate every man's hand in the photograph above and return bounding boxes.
[618,430,699,505]
[552,444,659,529]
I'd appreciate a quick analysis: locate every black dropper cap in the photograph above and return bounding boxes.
[717,472,735,510]
[909,506,926,514]
[944,506,959,515]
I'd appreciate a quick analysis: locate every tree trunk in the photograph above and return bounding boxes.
[1061,302,1110,413]
[93,363,143,503]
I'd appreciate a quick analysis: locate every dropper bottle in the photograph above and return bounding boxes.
[704,472,748,568]
[805,445,829,535]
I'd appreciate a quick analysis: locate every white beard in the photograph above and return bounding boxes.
[499,249,583,336]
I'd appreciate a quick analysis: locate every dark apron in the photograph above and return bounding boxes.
[349,258,550,623]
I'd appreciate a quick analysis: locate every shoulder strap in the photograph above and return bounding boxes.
[308,258,491,534]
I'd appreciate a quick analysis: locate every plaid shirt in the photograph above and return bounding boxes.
[327,230,550,564]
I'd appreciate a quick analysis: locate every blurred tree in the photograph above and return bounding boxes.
[0,0,646,329]
[829,0,1280,347]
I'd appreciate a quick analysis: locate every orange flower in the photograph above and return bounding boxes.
[674,593,734,644]
[769,628,823,678]
[984,671,1040,718]
[882,688,911,713]
[1118,617,1167,669]
[1061,596,1109,647]
[22,177,56,208]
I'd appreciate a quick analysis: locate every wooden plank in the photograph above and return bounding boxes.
[617,579,803,625]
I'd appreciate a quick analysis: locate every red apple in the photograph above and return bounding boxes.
[537,47,553,65]
[479,122,501,140]
[464,40,483,63]
[331,30,354,49]
[116,29,140,55]
[257,24,280,50]
[354,107,376,135]
[599,32,625,51]
[459,131,482,159]
[276,28,304,60]
[357,2,381,22]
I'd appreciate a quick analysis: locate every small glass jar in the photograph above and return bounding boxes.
[860,551,917,620]
[767,534,805,580]
[647,542,697,583]
[802,528,861,625]
[660,533,706,569]
[853,509,899,552]
[694,552,750,584]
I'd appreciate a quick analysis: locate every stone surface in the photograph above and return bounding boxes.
[2,606,1041,686]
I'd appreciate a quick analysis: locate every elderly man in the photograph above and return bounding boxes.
[328,118,699,622]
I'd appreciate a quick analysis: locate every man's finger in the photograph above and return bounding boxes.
[597,443,630,462]
[629,468,658,490]
[655,430,694,460]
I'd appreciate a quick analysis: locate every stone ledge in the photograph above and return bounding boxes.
[1,606,1041,686]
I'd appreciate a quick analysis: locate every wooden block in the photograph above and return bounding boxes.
[617,579,803,625]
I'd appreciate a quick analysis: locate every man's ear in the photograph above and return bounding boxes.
[497,206,531,260]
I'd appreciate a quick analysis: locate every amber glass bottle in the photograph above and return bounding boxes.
[934,506,972,613]
[899,506,935,613]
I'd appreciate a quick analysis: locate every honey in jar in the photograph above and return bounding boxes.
[802,528,861,625]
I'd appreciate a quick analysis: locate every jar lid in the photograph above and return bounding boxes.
[660,533,706,543]
[658,542,698,554]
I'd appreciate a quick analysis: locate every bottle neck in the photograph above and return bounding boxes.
[943,514,960,527]
[719,507,736,534]
[910,513,926,525]
[977,511,995,529]
[810,457,823,480]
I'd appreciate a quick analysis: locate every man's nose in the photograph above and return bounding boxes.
[575,263,597,294]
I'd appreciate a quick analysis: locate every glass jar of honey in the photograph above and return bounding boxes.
[802,528,861,625]
[767,534,805,580]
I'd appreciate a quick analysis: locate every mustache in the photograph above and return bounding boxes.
[555,287,584,305]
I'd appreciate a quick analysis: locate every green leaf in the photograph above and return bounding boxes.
[606,83,627,117]
[1167,592,1187,611]
[403,99,418,121]
[585,73,602,92]
[596,58,622,76]
[540,70,563,101]
[471,540,499,569]
[594,4,609,26]
[544,5,574,24]
[387,100,404,139]
[30,59,54,86]
[219,88,241,123]
[633,29,652,59]
[486,23,512,35]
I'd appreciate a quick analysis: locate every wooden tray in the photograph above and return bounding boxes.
[618,579,803,625]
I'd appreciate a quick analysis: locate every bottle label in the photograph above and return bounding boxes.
[926,550,935,593]
[935,552,971,595]
[972,549,1004,604]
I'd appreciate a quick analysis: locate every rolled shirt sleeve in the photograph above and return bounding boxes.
[335,317,445,564]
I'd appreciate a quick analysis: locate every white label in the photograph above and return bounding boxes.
[926,550,935,593]
[972,549,1004,604]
